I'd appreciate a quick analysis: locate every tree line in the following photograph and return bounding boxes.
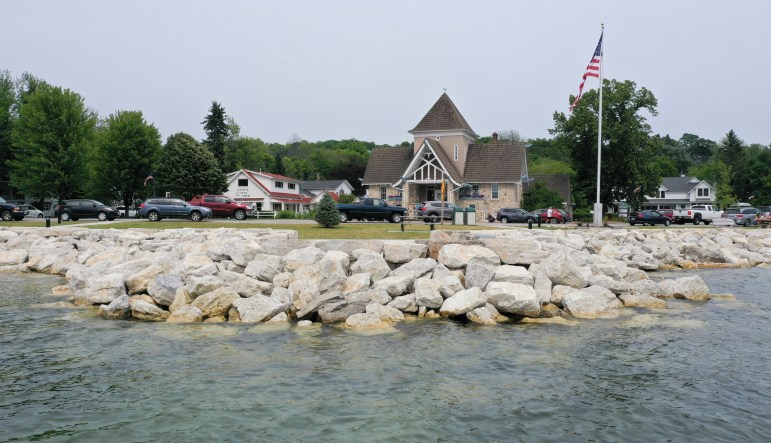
[2,70,769,213]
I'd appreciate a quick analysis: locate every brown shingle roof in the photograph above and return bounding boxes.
[361,146,414,185]
[463,142,527,183]
[525,174,573,203]
[409,93,477,136]
[425,139,462,184]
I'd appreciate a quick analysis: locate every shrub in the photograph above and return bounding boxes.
[315,193,340,228]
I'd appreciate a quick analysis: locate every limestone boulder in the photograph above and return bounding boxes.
[350,253,390,282]
[562,286,621,319]
[466,306,497,325]
[294,292,344,320]
[129,299,170,321]
[587,274,634,295]
[619,293,666,309]
[281,246,325,272]
[657,275,711,301]
[464,256,500,289]
[541,249,591,289]
[389,257,437,280]
[220,270,273,297]
[270,287,292,311]
[243,254,283,282]
[0,249,28,266]
[373,274,414,297]
[181,254,214,274]
[186,275,224,298]
[343,273,372,295]
[230,295,286,323]
[484,282,540,317]
[383,243,427,264]
[191,287,241,318]
[316,240,384,256]
[345,312,393,330]
[147,274,185,307]
[388,293,418,313]
[98,295,131,319]
[551,285,578,307]
[72,273,127,305]
[414,277,443,309]
[439,287,486,316]
[125,265,165,295]
[438,244,499,269]
[293,257,347,293]
[366,303,404,323]
[492,265,534,286]
[167,305,203,323]
[480,238,547,266]
[288,279,320,313]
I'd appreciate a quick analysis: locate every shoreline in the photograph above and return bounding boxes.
[1,226,769,328]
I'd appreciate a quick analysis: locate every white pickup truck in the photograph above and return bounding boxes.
[672,204,723,225]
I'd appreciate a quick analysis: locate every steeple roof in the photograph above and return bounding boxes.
[409,93,478,137]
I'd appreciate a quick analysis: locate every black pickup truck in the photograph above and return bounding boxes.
[337,198,407,223]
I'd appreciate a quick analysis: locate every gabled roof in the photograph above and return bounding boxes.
[409,93,478,137]
[254,171,302,182]
[661,176,708,193]
[424,139,462,184]
[525,174,573,203]
[301,180,351,191]
[227,169,312,203]
[463,142,527,183]
[362,146,414,185]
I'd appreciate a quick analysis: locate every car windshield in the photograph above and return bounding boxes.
[725,209,740,214]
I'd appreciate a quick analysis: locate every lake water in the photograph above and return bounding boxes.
[1,268,770,442]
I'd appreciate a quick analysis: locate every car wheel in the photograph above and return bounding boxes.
[500,216,509,223]
[427,213,439,223]
[97,212,108,221]
[339,212,349,223]
[629,222,635,226]
[703,220,711,225]
[148,210,160,222]
[390,212,403,223]
[60,212,71,222]
[38,213,44,219]
[190,211,202,222]
[743,219,750,227]
[548,217,558,224]
[664,219,671,226]
[234,209,247,220]
[693,215,701,225]
[0,210,12,221]
[107,216,115,221]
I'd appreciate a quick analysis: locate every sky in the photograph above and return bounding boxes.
[4,0,771,147]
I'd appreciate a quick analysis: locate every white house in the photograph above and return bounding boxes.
[301,180,355,197]
[225,169,312,213]
[642,176,716,210]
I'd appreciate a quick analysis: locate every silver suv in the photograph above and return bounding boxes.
[723,206,760,226]
[418,201,459,221]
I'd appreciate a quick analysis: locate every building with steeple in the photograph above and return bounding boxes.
[361,93,529,221]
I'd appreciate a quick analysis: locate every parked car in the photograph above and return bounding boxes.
[723,206,760,226]
[555,209,573,222]
[0,198,25,221]
[21,204,45,218]
[758,206,771,217]
[337,198,407,223]
[657,208,674,220]
[495,208,536,223]
[188,194,250,220]
[672,204,722,225]
[417,201,460,222]
[533,208,565,224]
[628,210,672,226]
[137,198,212,222]
[56,199,120,221]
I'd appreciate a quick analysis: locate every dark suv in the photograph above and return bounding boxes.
[0,198,25,221]
[56,199,120,222]
[496,208,536,223]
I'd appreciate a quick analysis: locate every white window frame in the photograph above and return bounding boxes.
[659,190,666,198]
[491,183,499,199]
[275,181,284,189]
[288,183,296,190]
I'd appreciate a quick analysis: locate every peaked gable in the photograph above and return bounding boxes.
[409,93,478,138]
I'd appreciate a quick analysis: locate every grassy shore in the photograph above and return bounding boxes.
[21,220,502,240]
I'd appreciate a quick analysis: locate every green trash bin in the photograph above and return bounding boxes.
[453,207,465,225]
[465,207,477,226]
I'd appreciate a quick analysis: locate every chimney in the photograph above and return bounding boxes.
[492,132,499,143]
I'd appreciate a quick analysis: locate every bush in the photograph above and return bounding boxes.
[315,193,340,228]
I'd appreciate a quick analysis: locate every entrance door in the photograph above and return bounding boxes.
[426,186,436,201]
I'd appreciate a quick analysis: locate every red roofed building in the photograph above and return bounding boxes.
[225,169,313,213]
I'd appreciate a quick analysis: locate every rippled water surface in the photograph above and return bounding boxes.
[1,268,770,442]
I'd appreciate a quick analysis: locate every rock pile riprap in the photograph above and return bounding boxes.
[1,227,769,329]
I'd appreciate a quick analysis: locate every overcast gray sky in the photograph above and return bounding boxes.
[4,0,770,146]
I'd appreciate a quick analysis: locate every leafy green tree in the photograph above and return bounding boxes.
[337,193,356,204]
[274,151,286,175]
[155,133,228,200]
[551,79,662,211]
[522,181,564,211]
[314,192,340,227]
[527,137,571,163]
[10,83,96,199]
[739,144,771,204]
[92,110,162,215]
[0,71,14,196]
[223,136,273,172]
[689,159,736,208]
[528,157,575,177]
[202,101,229,167]
[679,133,715,165]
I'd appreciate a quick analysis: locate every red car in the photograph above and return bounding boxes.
[188,194,251,220]
[533,208,566,224]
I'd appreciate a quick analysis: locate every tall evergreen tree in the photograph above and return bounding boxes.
[315,192,340,227]
[10,83,96,199]
[0,71,15,197]
[274,151,286,175]
[202,101,229,168]
[717,129,745,195]
[155,133,228,200]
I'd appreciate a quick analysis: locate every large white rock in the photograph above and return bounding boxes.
[350,253,391,282]
[243,254,283,282]
[373,274,414,297]
[191,287,241,318]
[390,257,437,280]
[167,305,204,323]
[147,274,185,307]
[480,237,547,265]
[387,293,418,313]
[383,243,427,264]
[345,312,393,330]
[485,282,540,317]
[657,275,711,301]
[440,287,486,316]
[366,303,404,323]
[72,273,127,305]
[288,279,320,312]
[0,249,28,266]
[98,295,131,319]
[281,246,325,272]
[438,244,499,269]
[466,306,497,325]
[186,275,224,298]
[125,265,165,295]
[562,286,621,319]
[414,277,444,309]
[220,270,273,297]
[230,295,286,323]
[129,298,170,321]
[293,257,347,293]
[343,273,372,294]
[619,293,666,309]
[492,265,534,286]
[464,256,501,289]
[541,248,592,289]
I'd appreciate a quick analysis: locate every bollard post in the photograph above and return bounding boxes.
[430,223,435,231]
[528,218,533,229]
[537,216,541,228]
[45,217,51,228]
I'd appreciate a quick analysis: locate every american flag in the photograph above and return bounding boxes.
[144,174,154,187]
[570,32,603,112]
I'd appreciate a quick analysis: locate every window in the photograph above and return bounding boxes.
[238,179,248,187]
[204,196,216,202]
[472,185,479,195]
[454,145,458,161]
[697,188,709,197]
[275,181,284,188]
[288,183,296,190]
[492,183,499,199]
[339,190,345,195]
[659,190,666,198]
[380,186,387,199]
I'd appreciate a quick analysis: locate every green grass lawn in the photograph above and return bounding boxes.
[27,220,501,240]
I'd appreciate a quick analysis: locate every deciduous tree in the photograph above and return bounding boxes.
[92,110,162,215]
[10,83,96,199]
[155,133,227,200]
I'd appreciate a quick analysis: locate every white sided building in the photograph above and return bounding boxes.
[225,169,312,213]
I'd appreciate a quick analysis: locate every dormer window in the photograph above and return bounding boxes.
[659,190,666,198]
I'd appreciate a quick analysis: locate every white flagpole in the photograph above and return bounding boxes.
[593,23,605,227]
